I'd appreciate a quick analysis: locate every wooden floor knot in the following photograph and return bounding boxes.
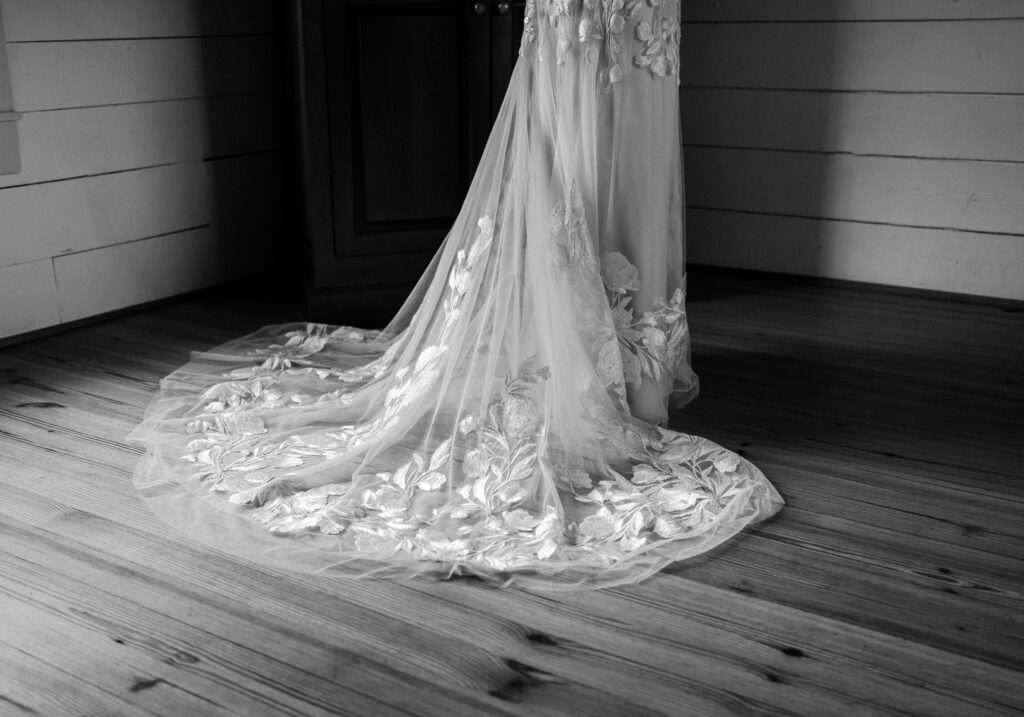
[129,677,164,693]
[525,630,558,646]
[488,658,562,702]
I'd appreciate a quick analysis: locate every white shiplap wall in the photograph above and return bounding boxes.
[0,6,22,175]
[0,0,285,340]
[680,0,1024,300]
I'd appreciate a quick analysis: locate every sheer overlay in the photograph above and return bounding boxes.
[129,0,782,589]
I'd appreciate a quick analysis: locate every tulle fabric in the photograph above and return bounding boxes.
[128,0,782,589]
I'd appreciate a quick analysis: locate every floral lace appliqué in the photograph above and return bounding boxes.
[181,217,496,507]
[600,251,689,385]
[634,11,680,80]
[521,0,681,86]
[249,356,563,570]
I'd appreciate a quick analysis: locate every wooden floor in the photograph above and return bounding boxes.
[1,268,1021,716]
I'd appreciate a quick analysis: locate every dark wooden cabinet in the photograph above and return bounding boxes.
[288,0,525,325]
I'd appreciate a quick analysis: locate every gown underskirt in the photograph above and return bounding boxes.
[128,0,783,590]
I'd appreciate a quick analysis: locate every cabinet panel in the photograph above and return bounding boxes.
[293,0,522,324]
[357,13,464,225]
[324,0,490,260]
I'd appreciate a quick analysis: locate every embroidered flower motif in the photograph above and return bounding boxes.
[449,357,550,516]
[187,412,267,436]
[642,326,667,349]
[417,530,471,561]
[448,266,471,296]
[634,13,680,82]
[655,486,700,512]
[362,486,409,515]
[547,0,575,64]
[551,180,597,272]
[564,467,593,491]
[500,395,539,437]
[631,464,666,484]
[354,530,400,554]
[523,0,682,85]
[600,252,641,294]
[503,508,541,532]
[462,449,490,479]
[596,339,624,386]
[469,216,495,264]
[329,326,377,343]
[654,515,683,538]
[714,453,741,474]
[458,414,482,435]
[248,323,337,371]
[599,252,690,385]
[519,0,538,55]
[578,509,619,540]
[418,472,447,491]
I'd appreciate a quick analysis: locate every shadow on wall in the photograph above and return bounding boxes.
[680,7,840,296]
[194,1,290,290]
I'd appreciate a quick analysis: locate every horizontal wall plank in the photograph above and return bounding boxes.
[0,162,211,267]
[682,89,1024,162]
[1,0,277,41]
[53,226,272,323]
[0,120,20,174]
[681,0,1024,21]
[0,153,282,268]
[0,259,59,337]
[688,208,1024,300]
[681,20,1024,93]
[0,93,282,188]
[686,147,1024,235]
[0,9,12,110]
[7,37,280,111]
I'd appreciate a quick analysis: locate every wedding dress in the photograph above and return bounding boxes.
[129,0,782,589]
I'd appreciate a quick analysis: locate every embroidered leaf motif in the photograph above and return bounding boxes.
[598,252,689,386]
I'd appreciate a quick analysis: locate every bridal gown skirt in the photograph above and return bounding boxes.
[129,0,782,589]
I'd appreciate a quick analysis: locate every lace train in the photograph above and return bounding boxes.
[128,0,782,589]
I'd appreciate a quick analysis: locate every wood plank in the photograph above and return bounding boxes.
[3,361,1020,616]
[0,152,282,269]
[0,93,283,189]
[0,118,20,174]
[7,37,280,112]
[1,269,1022,715]
[681,20,1024,92]
[675,349,1024,480]
[0,6,12,109]
[0,463,1016,717]
[687,208,1024,300]
[0,6,18,176]
[0,258,59,338]
[0,593,239,716]
[0,472,646,717]
[686,148,1024,236]
[410,579,1024,715]
[0,161,211,267]
[0,641,153,717]
[0,525,504,717]
[681,0,1024,21]
[2,0,277,42]
[682,89,1024,162]
[52,226,271,324]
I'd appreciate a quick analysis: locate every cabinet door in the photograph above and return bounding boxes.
[295,0,524,323]
[324,1,491,274]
